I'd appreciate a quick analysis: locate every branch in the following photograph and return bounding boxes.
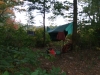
[86,12,92,21]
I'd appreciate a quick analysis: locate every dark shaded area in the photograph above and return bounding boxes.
[27,30,35,36]
[49,31,68,41]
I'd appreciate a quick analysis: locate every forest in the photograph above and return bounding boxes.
[0,0,100,75]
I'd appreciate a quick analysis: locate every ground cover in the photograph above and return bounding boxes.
[35,48,100,75]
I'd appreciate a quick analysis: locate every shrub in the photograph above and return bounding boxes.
[0,46,41,74]
[34,27,51,47]
[2,67,66,75]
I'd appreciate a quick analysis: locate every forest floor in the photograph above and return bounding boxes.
[34,48,100,75]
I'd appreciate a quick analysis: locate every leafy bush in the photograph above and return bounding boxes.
[34,27,51,47]
[0,25,36,47]
[0,25,51,48]
[2,67,66,75]
[78,25,100,49]
[0,46,41,74]
[65,25,99,50]
[0,25,66,75]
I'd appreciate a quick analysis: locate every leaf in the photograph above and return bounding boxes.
[2,71,9,75]
[20,74,23,75]
[31,70,39,75]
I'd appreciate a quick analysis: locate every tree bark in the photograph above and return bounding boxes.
[43,0,46,47]
[72,0,77,50]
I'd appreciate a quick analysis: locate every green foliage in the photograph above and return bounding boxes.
[93,26,100,46]
[31,67,66,75]
[44,54,56,62]
[0,46,41,72]
[78,25,100,49]
[0,25,36,47]
[35,27,51,47]
[81,0,100,24]
[2,71,9,75]
[0,0,18,23]
[2,67,66,75]
[0,25,66,75]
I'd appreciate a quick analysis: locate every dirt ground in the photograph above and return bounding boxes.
[38,48,100,75]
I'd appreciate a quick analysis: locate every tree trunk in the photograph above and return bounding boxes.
[72,0,77,50]
[43,0,46,47]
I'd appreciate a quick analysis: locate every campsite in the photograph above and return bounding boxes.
[0,22,100,75]
[0,0,100,75]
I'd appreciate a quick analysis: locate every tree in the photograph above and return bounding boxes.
[79,0,100,25]
[15,0,71,46]
[0,0,20,29]
[72,0,78,50]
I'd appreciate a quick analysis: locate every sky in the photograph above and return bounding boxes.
[14,0,78,26]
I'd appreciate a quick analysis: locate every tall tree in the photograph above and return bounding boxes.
[0,0,19,25]
[79,0,100,25]
[43,0,46,46]
[72,0,77,49]
[17,0,70,46]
